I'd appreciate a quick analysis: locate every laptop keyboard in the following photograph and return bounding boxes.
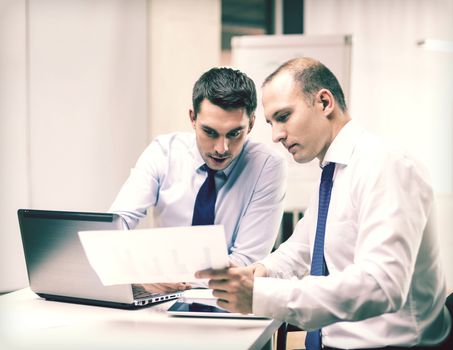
[132,284,158,299]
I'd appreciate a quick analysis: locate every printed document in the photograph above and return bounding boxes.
[78,225,229,286]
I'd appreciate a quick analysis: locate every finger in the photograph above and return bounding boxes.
[177,282,191,291]
[251,263,267,277]
[165,283,189,291]
[182,283,192,290]
[211,289,231,301]
[207,279,231,291]
[195,268,230,279]
[229,261,238,268]
[142,283,166,294]
[142,283,187,293]
[216,298,235,313]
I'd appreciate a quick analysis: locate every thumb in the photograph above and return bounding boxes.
[229,261,238,268]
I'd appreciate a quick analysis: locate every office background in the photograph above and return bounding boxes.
[1,0,452,293]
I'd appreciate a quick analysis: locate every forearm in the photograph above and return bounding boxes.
[253,265,392,330]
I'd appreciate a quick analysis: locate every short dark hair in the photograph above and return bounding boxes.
[263,57,347,112]
[192,67,257,118]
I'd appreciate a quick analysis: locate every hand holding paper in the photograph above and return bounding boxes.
[78,225,229,286]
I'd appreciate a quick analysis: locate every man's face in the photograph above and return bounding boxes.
[190,99,254,171]
[262,72,331,163]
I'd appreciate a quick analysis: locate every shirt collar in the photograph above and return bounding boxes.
[321,119,364,167]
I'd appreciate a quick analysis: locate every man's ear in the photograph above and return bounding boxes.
[247,113,256,133]
[317,89,334,116]
[189,109,196,128]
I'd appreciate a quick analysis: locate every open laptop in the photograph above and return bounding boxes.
[17,209,182,309]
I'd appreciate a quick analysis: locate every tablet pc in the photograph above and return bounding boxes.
[167,300,270,319]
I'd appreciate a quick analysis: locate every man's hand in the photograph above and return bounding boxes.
[195,265,263,314]
[250,263,268,278]
[140,283,191,294]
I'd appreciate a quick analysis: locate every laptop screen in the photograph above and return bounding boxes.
[17,209,135,304]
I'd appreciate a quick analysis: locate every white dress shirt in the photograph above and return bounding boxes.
[253,120,451,348]
[110,132,287,266]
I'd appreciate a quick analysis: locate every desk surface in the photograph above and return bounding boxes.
[0,288,281,350]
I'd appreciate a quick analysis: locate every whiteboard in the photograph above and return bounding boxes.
[231,34,352,210]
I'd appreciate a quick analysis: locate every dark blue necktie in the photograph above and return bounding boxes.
[305,162,336,350]
[192,167,217,226]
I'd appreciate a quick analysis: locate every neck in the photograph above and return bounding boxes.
[318,110,351,163]
[331,110,351,140]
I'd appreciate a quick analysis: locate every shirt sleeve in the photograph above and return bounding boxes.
[228,153,287,266]
[109,139,165,229]
[252,151,434,330]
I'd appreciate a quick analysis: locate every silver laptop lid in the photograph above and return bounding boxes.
[17,209,136,305]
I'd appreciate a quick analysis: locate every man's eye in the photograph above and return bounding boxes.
[227,130,242,138]
[276,113,289,122]
[203,129,218,137]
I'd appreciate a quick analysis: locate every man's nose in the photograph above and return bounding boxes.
[272,125,286,144]
[214,137,229,154]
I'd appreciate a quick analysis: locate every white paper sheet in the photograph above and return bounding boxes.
[181,288,219,308]
[78,225,229,286]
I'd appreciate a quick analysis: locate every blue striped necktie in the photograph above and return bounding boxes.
[305,162,336,350]
[192,166,217,226]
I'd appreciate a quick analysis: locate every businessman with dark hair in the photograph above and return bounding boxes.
[110,67,286,293]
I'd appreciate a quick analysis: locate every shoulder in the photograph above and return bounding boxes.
[354,131,413,168]
[153,132,194,149]
[234,140,287,185]
[350,130,432,192]
[242,139,286,167]
[137,132,195,164]
[146,132,195,155]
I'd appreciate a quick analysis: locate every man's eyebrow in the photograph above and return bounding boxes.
[273,108,291,119]
[201,125,217,132]
[227,126,246,133]
[200,124,247,135]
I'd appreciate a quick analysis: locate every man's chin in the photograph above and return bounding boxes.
[292,153,313,164]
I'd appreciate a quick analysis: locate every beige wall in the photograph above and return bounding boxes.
[0,0,221,293]
[148,0,221,138]
[0,0,29,293]
[0,0,150,292]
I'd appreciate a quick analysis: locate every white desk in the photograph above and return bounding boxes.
[0,288,281,350]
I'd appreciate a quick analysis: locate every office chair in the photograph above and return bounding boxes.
[276,322,302,350]
[444,292,453,348]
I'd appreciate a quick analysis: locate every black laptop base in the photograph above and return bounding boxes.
[36,293,162,310]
